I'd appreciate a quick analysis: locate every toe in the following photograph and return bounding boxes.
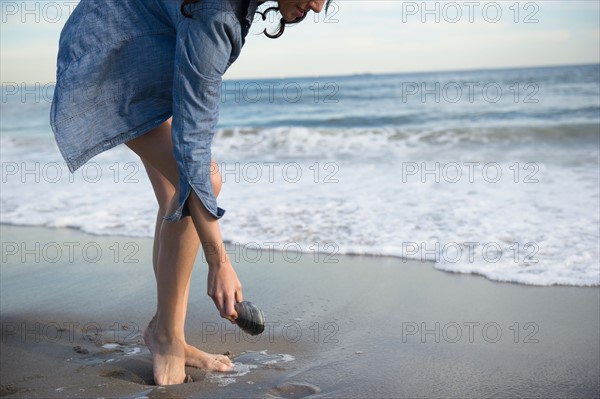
[214,357,233,371]
[216,355,232,366]
[218,362,234,372]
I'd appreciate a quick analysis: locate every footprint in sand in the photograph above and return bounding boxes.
[266,382,321,399]
[0,384,19,396]
[69,342,155,385]
[99,367,148,385]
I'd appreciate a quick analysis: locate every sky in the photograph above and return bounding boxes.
[1,0,599,83]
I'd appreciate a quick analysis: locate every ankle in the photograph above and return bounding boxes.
[151,319,185,342]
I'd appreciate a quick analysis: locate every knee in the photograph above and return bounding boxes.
[157,186,177,216]
[211,160,222,197]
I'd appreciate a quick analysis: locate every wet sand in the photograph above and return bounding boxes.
[1,225,598,398]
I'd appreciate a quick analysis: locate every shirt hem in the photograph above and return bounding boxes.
[55,112,172,173]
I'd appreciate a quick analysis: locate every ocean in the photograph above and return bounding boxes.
[1,63,599,286]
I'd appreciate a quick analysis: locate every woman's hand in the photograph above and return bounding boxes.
[185,190,243,323]
[207,260,243,323]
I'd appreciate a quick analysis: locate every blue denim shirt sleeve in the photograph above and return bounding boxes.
[164,7,242,222]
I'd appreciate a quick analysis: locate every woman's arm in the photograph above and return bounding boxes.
[168,6,244,320]
[187,193,243,321]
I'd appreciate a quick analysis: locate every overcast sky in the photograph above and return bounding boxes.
[1,0,599,83]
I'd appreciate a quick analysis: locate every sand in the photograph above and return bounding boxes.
[1,224,599,398]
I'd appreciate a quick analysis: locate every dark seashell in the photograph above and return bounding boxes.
[235,301,265,336]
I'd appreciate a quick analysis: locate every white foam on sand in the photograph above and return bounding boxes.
[206,350,295,387]
[280,354,295,362]
[207,363,258,387]
[124,347,141,356]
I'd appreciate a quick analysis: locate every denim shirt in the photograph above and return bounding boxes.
[50,0,259,221]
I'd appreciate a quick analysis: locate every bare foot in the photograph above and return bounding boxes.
[143,323,186,385]
[184,344,233,372]
[145,316,233,373]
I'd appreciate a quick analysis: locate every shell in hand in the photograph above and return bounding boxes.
[234,301,265,336]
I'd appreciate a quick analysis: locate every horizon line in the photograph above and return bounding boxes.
[2,62,598,87]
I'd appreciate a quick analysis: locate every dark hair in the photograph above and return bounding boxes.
[180,0,333,39]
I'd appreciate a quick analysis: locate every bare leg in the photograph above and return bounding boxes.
[143,159,231,371]
[126,119,232,385]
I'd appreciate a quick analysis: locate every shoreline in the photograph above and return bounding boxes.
[1,222,597,289]
[1,224,599,398]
